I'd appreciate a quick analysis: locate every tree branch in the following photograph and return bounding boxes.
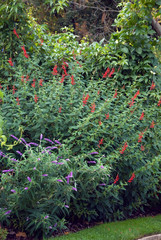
[152,18,161,36]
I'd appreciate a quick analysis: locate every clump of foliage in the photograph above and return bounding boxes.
[0,227,8,240]
[0,0,161,238]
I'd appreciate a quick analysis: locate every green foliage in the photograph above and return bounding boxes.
[0,227,8,240]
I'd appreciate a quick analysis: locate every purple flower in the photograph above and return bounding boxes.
[26,217,29,221]
[0,151,5,157]
[51,161,57,164]
[100,166,105,169]
[27,177,32,182]
[57,179,63,182]
[42,174,48,177]
[10,135,19,141]
[54,223,57,228]
[64,205,69,208]
[88,152,99,155]
[65,158,70,161]
[72,187,77,191]
[87,161,96,164]
[24,187,28,190]
[29,142,39,146]
[45,146,57,150]
[16,151,23,156]
[57,162,64,165]
[65,172,73,184]
[4,210,11,215]
[33,167,36,170]
[38,158,41,161]
[21,138,27,145]
[11,189,16,193]
[49,226,52,229]
[55,140,61,145]
[99,183,106,186]
[11,158,18,162]
[44,215,49,219]
[40,134,43,140]
[44,138,54,144]
[2,169,14,173]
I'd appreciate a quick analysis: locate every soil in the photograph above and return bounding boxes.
[4,206,161,240]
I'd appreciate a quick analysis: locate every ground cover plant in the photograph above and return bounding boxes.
[0,0,161,239]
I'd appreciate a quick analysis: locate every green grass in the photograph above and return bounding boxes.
[49,214,161,240]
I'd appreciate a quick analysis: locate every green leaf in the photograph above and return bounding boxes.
[156,0,161,5]
[136,47,142,55]
[121,47,129,54]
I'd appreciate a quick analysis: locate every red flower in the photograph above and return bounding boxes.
[16,97,20,105]
[138,131,144,143]
[52,65,58,75]
[62,65,68,76]
[21,45,29,58]
[108,67,115,77]
[141,145,145,151]
[21,76,25,83]
[128,90,140,107]
[103,67,110,78]
[12,86,17,95]
[0,84,2,89]
[150,81,155,90]
[76,61,82,67]
[158,98,161,106]
[59,107,62,113]
[39,79,43,86]
[8,58,14,66]
[13,28,19,38]
[150,120,155,128]
[97,90,100,95]
[34,95,38,103]
[82,94,89,106]
[40,39,43,45]
[98,138,104,148]
[26,75,29,81]
[90,103,96,113]
[114,174,119,184]
[139,112,144,120]
[99,121,102,125]
[71,75,75,85]
[31,79,36,88]
[60,74,65,83]
[113,89,117,98]
[128,173,135,183]
[105,113,109,119]
[63,62,69,67]
[120,142,128,154]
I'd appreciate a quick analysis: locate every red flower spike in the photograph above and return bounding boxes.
[34,95,38,103]
[59,107,62,113]
[62,65,68,76]
[26,75,29,81]
[128,173,135,183]
[158,98,161,106]
[8,58,14,67]
[12,86,17,95]
[31,79,36,88]
[108,67,115,77]
[150,120,155,128]
[97,90,100,95]
[63,62,69,67]
[16,97,20,105]
[99,138,103,146]
[120,142,128,154]
[138,131,144,143]
[52,65,58,75]
[82,94,89,106]
[39,79,43,86]
[40,39,43,46]
[71,75,75,85]
[132,90,140,100]
[90,103,96,113]
[99,121,102,126]
[113,89,117,98]
[114,174,119,184]
[21,45,29,58]
[150,81,155,90]
[141,145,145,151]
[139,112,144,120]
[103,67,110,78]
[76,61,82,67]
[0,84,2,89]
[105,113,109,119]
[13,28,19,38]
[60,74,65,83]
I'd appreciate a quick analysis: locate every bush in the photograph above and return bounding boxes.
[0,227,8,240]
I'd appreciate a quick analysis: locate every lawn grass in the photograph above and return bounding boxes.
[50,214,161,240]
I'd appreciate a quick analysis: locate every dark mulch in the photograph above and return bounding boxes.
[4,206,161,240]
